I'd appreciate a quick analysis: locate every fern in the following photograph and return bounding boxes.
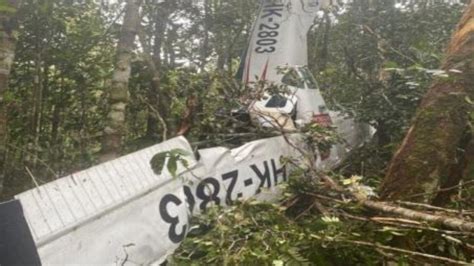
[284,247,310,266]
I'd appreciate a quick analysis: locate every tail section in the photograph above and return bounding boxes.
[240,0,323,83]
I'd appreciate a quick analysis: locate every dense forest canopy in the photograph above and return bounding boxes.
[0,0,473,264]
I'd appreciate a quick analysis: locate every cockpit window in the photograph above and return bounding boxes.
[281,69,304,88]
[299,67,319,90]
[265,94,287,108]
[281,67,319,89]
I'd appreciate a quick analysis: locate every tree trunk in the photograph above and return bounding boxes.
[29,53,43,167]
[176,94,197,136]
[164,23,178,68]
[199,0,211,72]
[318,11,331,72]
[0,0,20,196]
[145,6,167,139]
[138,23,168,141]
[100,0,141,162]
[379,2,474,202]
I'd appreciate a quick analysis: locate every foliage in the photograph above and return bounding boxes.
[172,199,379,265]
[0,0,260,199]
[309,2,465,159]
[172,175,474,265]
[3,0,116,197]
[0,0,17,13]
[150,148,190,178]
[300,122,342,158]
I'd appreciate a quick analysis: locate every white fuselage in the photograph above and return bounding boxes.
[240,0,371,167]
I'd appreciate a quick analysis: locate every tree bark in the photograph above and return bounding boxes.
[380,2,474,202]
[145,4,167,139]
[164,23,178,68]
[100,0,141,162]
[199,0,211,72]
[176,94,197,136]
[138,24,168,141]
[318,11,331,72]
[29,52,43,167]
[362,200,474,232]
[0,0,20,196]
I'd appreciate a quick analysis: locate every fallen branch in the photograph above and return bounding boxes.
[362,200,474,233]
[310,192,474,237]
[313,173,474,233]
[396,200,474,215]
[371,216,422,226]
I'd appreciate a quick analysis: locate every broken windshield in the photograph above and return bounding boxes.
[281,67,319,89]
[281,68,305,88]
[298,67,319,90]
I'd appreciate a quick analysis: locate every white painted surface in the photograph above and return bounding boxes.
[241,0,371,166]
[16,137,194,265]
[15,135,304,264]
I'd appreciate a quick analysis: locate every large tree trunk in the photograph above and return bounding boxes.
[100,0,141,161]
[0,0,20,196]
[379,2,474,202]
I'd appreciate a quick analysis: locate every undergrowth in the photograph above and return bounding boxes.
[171,175,474,265]
[171,192,381,265]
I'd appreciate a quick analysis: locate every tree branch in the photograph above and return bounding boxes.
[362,200,474,232]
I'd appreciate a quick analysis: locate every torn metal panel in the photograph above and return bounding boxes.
[15,137,194,265]
[181,135,303,215]
[9,135,304,265]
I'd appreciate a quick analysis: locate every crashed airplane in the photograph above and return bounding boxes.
[238,0,371,168]
[0,0,371,264]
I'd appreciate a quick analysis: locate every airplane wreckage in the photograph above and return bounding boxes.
[0,0,371,264]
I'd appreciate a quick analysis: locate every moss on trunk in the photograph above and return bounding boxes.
[100,0,141,162]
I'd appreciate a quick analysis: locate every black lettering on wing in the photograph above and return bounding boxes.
[251,161,271,192]
[159,194,187,244]
[271,158,287,184]
[261,8,284,18]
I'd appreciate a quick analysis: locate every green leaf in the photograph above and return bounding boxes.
[465,96,473,105]
[0,0,16,13]
[272,260,284,266]
[0,5,15,13]
[150,152,167,175]
[167,157,178,178]
[383,61,398,68]
[180,158,189,169]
